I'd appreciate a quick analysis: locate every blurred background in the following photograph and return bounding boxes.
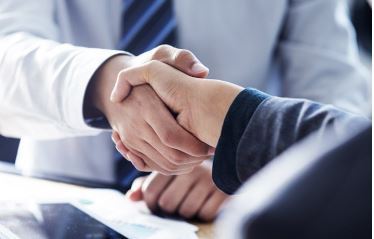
[0,0,371,167]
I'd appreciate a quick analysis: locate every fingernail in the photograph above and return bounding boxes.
[191,62,209,74]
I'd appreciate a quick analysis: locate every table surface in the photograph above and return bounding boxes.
[0,172,214,239]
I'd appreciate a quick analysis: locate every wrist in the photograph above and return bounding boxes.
[85,54,133,120]
[193,80,243,147]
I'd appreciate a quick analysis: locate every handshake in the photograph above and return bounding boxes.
[90,45,243,175]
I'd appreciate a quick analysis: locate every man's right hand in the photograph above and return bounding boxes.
[110,60,243,173]
[111,60,243,148]
[86,45,213,174]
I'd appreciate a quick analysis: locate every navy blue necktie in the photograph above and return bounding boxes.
[115,0,177,190]
[118,0,177,55]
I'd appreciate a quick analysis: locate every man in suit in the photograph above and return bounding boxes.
[0,0,369,220]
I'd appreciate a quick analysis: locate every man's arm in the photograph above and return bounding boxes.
[277,0,370,115]
[0,0,124,138]
[213,89,370,194]
[91,56,212,175]
[0,0,210,151]
[111,61,369,182]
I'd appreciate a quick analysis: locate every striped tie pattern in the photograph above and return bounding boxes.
[118,0,177,55]
[115,0,177,190]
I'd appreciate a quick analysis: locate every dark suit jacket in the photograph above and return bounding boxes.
[213,89,371,239]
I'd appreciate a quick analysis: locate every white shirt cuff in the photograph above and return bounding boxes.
[64,48,130,133]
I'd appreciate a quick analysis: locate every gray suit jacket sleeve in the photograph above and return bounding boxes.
[213,89,369,194]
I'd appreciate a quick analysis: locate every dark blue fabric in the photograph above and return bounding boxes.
[213,88,270,195]
[118,0,177,55]
[115,0,178,190]
[0,136,19,163]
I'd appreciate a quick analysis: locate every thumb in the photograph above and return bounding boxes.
[126,176,146,201]
[111,47,209,103]
[167,49,209,78]
[111,61,198,116]
[110,71,132,103]
[110,61,161,103]
[139,45,209,78]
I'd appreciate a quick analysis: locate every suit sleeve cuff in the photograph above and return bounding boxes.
[213,88,270,194]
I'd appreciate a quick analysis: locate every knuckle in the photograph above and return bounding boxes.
[144,188,158,205]
[117,70,126,81]
[168,151,187,164]
[158,197,174,213]
[198,212,212,222]
[145,59,162,72]
[179,205,195,218]
[160,129,176,147]
[198,208,216,221]
[174,49,193,63]
[152,44,171,60]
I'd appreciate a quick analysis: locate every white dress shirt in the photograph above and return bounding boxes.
[0,0,369,182]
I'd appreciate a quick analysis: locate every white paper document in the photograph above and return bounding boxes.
[75,189,199,239]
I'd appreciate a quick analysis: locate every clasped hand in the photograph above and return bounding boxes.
[108,45,243,175]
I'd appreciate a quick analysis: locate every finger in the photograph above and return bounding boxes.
[111,131,121,144]
[114,60,174,92]
[121,143,153,172]
[110,70,133,102]
[122,146,156,173]
[113,131,131,157]
[157,174,196,214]
[171,49,209,78]
[115,117,172,173]
[126,151,151,172]
[178,181,214,219]
[115,141,130,157]
[139,45,209,78]
[111,45,209,102]
[111,59,172,103]
[126,176,146,201]
[146,104,212,157]
[139,139,199,175]
[111,61,172,103]
[124,140,173,174]
[127,141,194,175]
[137,85,212,160]
[115,62,212,157]
[142,121,207,165]
[142,173,175,211]
[198,190,228,221]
